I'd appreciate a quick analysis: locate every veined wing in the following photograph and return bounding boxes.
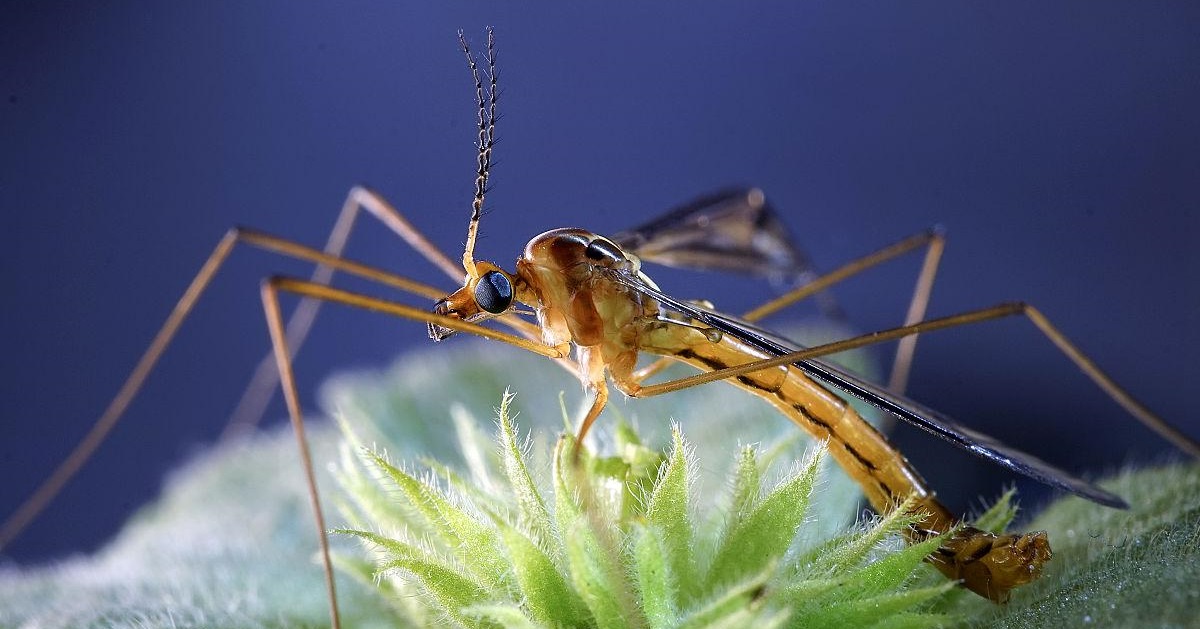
[611,187,818,283]
[607,269,1128,509]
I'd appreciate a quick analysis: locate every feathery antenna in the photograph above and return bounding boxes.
[458,27,498,278]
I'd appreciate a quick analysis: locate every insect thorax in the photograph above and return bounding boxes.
[517,228,657,350]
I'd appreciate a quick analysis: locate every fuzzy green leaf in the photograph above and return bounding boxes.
[375,556,492,627]
[798,496,921,578]
[726,444,762,521]
[337,526,495,623]
[360,449,507,589]
[703,446,823,594]
[843,529,945,596]
[496,391,556,547]
[972,488,1019,535]
[554,437,640,629]
[803,582,955,627]
[676,565,775,629]
[643,424,697,606]
[631,524,677,629]
[451,404,502,495]
[865,583,957,621]
[333,416,412,532]
[962,463,1200,627]
[463,603,547,629]
[870,610,957,629]
[492,515,590,627]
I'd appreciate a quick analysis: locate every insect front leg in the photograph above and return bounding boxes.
[1,226,445,554]
[258,274,576,629]
[0,218,551,582]
[259,277,342,629]
[225,185,467,437]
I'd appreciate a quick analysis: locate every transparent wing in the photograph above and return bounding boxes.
[607,270,1128,509]
[611,187,818,283]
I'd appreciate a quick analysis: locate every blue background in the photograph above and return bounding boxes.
[3,2,1198,563]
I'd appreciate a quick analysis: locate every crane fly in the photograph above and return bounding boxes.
[3,28,1198,628]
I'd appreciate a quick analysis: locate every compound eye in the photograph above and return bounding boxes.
[474,270,513,314]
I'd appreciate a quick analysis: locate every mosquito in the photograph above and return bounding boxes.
[3,29,1197,628]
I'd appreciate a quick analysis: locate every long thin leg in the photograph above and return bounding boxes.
[223,186,467,439]
[259,280,342,629]
[887,227,944,393]
[255,274,568,629]
[746,227,946,395]
[265,276,568,358]
[626,302,1199,456]
[260,274,580,628]
[257,274,569,629]
[634,228,946,389]
[0,227,489,552]
[573,384,609,453]
[742,227,944,323]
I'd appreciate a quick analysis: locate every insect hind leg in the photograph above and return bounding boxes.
[629,301,1199,458]
[734,227,946,397]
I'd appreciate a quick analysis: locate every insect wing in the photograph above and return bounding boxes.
[607,271,1128,509]
[610,188,817,283]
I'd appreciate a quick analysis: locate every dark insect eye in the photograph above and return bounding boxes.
[474,271,513,314]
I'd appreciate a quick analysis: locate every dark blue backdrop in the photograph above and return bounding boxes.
[3,2,1198,563]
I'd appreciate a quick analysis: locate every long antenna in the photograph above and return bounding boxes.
[458,27,497,279]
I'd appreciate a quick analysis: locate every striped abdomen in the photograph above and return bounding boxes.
[639,324,1050,602]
